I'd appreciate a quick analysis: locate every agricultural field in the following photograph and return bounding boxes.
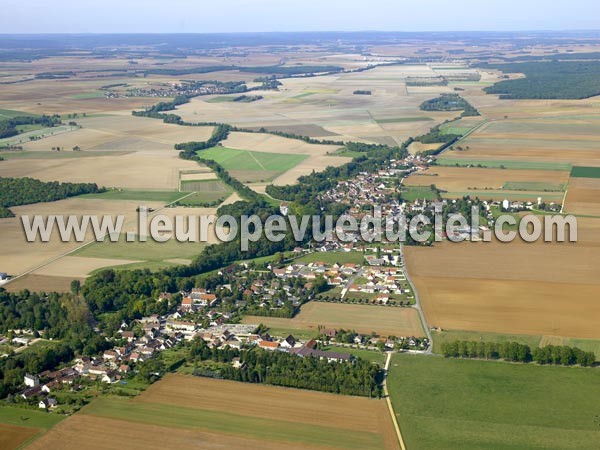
[0,405,65,450]
[198,145,308,183]
[441,115,600,167]
[405,166,568,201]
[26,374,399,450]
[404,221,600,339]
[243,301,425,337]
[388,354,600,450]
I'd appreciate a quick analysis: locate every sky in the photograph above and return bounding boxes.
[2,0,600,34]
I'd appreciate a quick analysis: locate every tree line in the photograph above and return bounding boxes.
[441,340,596,366]
[188,338,381,397]
[0,177,103,217]
[0,114,62,139]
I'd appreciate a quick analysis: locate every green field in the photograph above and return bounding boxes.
[375,117,433,124]
[81,189,185,203]
[198,146,307,176]
[401,185,439,201]
[502,181,565,191]
[70,91,106,99]
[74,233,205,269]
[205,96,237,103]
[178,179,232,205]
[436,157,573,171]
[293,251,364,265]
[0,108,37,119]
[83,396,383,450]
[570,166,600,178]
[388,354,600,450]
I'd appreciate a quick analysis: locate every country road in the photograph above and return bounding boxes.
[383,352,407,450]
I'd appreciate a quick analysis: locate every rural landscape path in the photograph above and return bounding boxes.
[383,352,407,450]
[399,243,432,353]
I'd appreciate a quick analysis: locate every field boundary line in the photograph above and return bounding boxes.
[247,150,267,170]
[384,352,407,450]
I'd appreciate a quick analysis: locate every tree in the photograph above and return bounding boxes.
[70,279,81,295]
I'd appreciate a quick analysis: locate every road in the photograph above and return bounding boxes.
[399,243,433,353]
[383,351,407,450]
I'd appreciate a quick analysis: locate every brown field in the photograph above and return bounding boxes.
[407,141,442,156]
[405,218,600,338]
[33,256,141,278]
[25,415,318,450]
[27,375,399,450]
[243,301,424,337]
[0,423,40,450]
[0,198,163,276]
[444,114,600,166]
[564,177,600,216]
[405,166,569,191]
[2,274,85,293]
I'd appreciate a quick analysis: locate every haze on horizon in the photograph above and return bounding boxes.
[2,0,600,34]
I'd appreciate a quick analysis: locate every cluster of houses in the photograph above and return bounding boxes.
[346,266,412,303]
[108,81,248,99]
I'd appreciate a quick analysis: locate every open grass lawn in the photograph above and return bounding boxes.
[293,251,364,265]
[436,157,573,171]
[81,189,185,203]
[570,166,600,178]
[388,354,600,450]
[198,146,307,174]
[401,185,438,201]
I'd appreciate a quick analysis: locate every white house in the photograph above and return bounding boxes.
[24,373,39,387]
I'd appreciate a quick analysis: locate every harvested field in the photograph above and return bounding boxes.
[445,117,600,167]
[0,423,40,450]
[405,223,600,338]
[405,166,569,192]
[0,198,163,276]
[0,151,200,190]
[33,256,141,278]
[28,374,399,450]
[407,141,442,155]
[564,177,600,216]
[243,302,424,337]
[2,274,85,293]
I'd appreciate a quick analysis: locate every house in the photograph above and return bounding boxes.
[258,340,280,351]
[231,357,247,369]
[180,297,194,312]
[102,371,118,384]
[280,335,296,349]
[280,202,289,216]
[24,373,39,387]
[20,385,42,399]
[39,397,57,409]
[121,331,135,342]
